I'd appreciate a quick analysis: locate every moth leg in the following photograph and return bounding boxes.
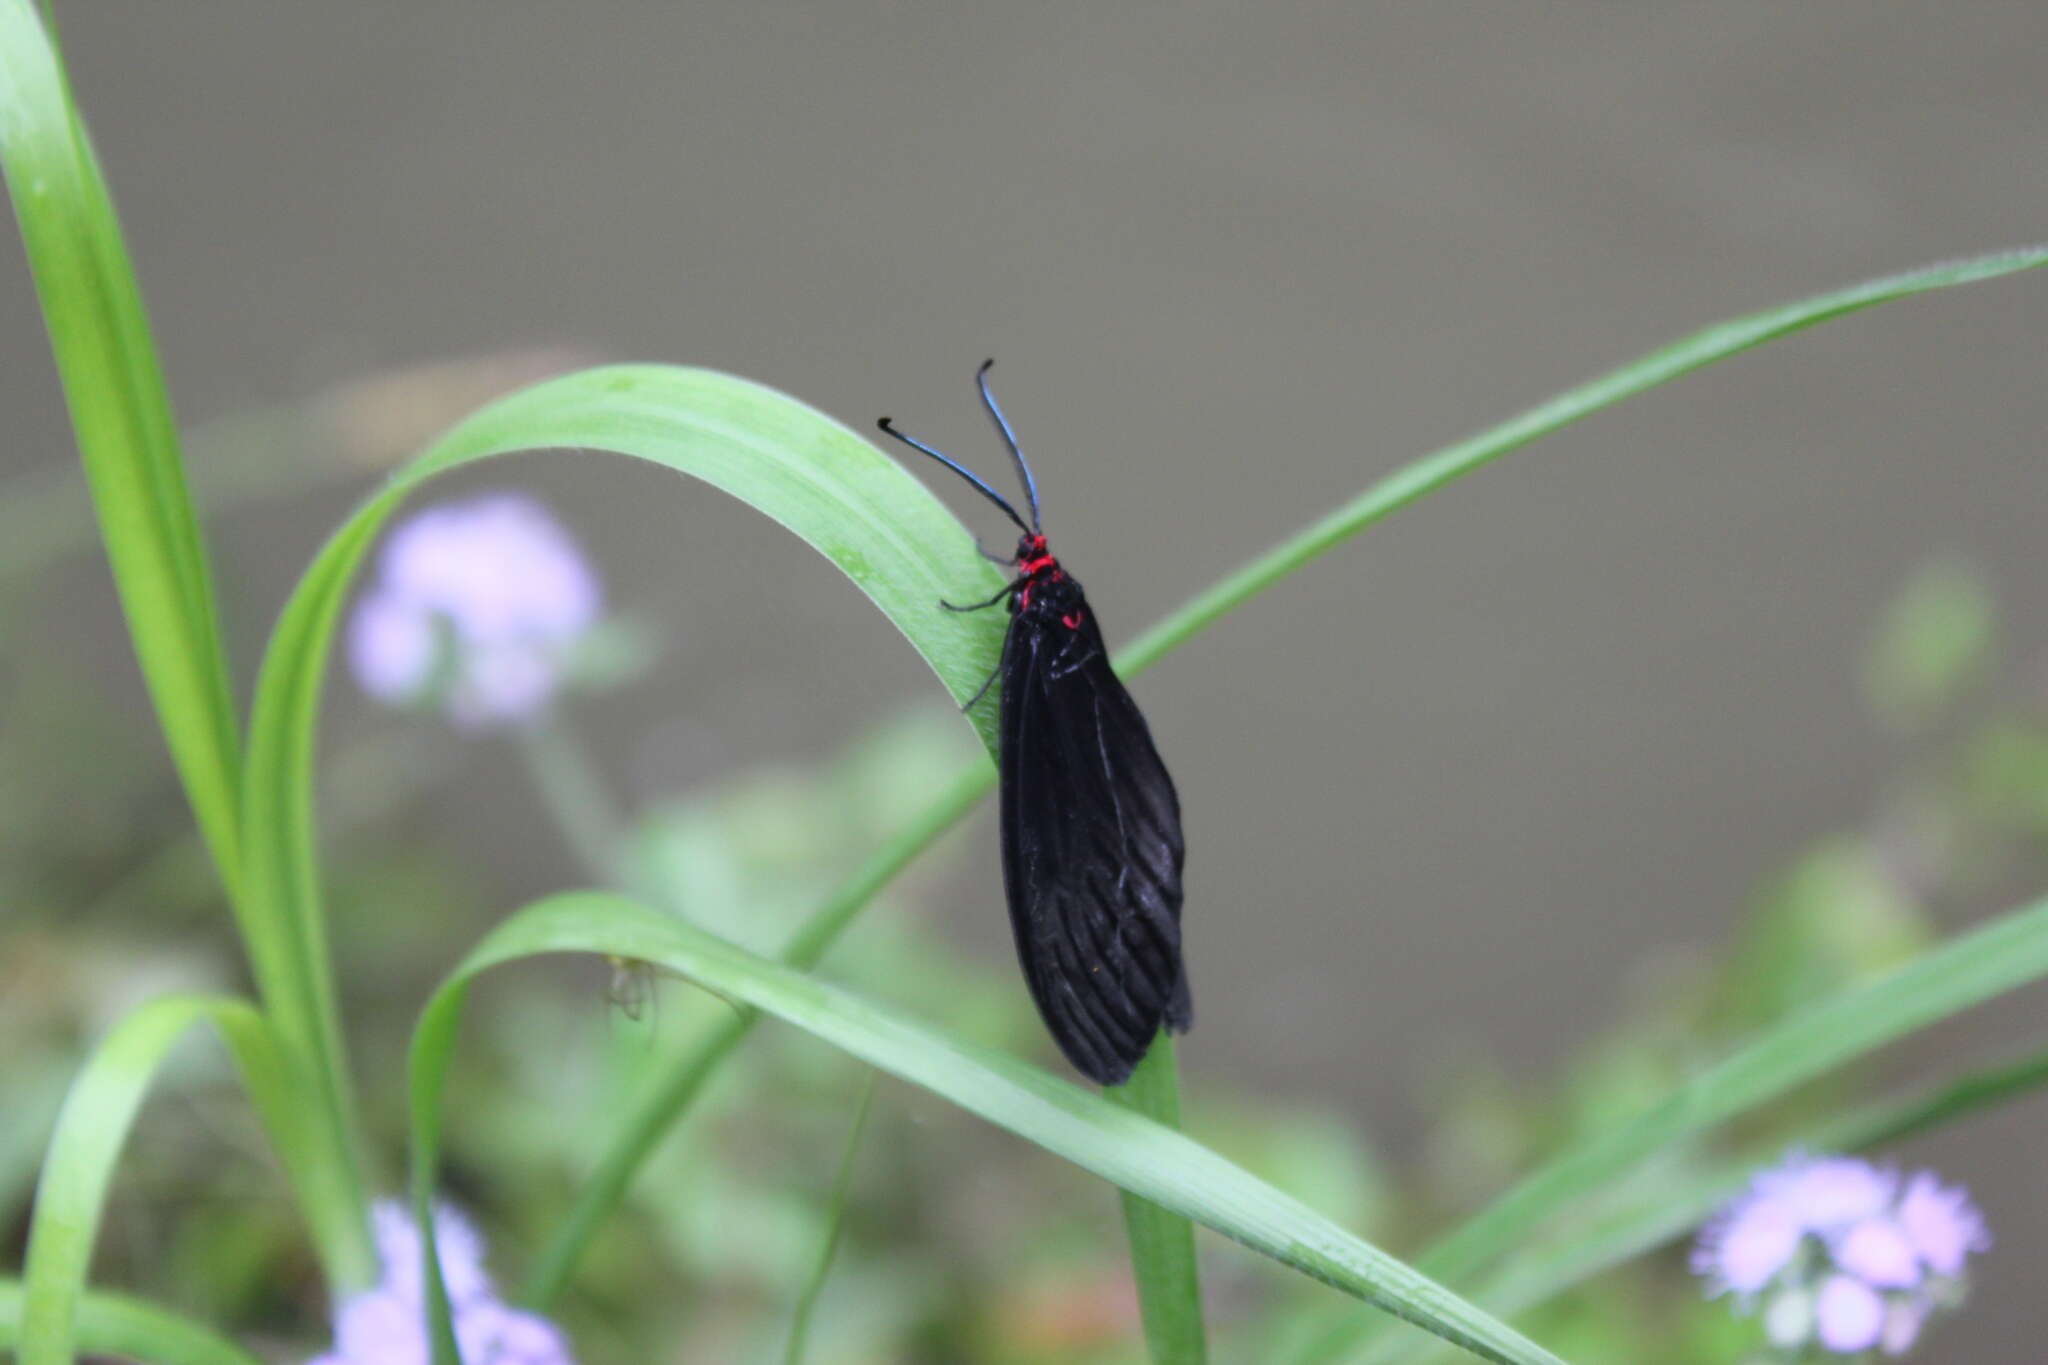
[959,662,1001,712]
[940,580,1020,612]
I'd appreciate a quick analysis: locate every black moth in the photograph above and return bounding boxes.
[879,361,1189,1086]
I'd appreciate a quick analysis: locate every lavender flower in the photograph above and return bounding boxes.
[1896,1171,1988,1276]
[1694,1153,1988,1358]
[348,494,602,728]
[308,1200,574,1365]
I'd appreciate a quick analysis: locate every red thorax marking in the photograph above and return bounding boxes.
[1015,534,1061,611]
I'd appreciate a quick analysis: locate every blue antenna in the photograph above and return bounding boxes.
[877,416,1031,535]
[976,359,1042,531]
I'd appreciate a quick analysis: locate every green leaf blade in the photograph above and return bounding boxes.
[0,1281,268,1365]
[413,895,1569,1365]
[0,0,244,889]
[388,364,1010,741]
[15,996,301,1365]
[3,0,377,1293]
[245,363,1017,1298]
[1121,246,2048,676]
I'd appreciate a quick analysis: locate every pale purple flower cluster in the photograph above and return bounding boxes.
[1693,1153,1987,1357]
[308,1201,574,1365]
[349,494,601,728]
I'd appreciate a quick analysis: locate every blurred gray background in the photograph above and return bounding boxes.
[4,2,2045,1354]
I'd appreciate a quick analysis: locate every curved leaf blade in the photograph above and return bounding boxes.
[410,894,1568,1365]
[0,1281,267,1365]
[15,995,305,1365]
[241,364,1014,1288]
[387,365,1009,737]
[1124,245,2048,673]
[522,763,994,1306]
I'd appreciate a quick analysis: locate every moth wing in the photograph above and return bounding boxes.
[999,603,1189,1086]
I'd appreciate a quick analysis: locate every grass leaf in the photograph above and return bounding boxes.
[522,762,993,1306]
[1120,245,2048,675]
[0,0,243,888]
[0,1281,266,1365]
[1,0,375,1287]
[14,996,309,1365]
[410,893,1569,1365]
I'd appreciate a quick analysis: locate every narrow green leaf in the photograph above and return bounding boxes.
[0,405,357,585]
[1431,892,2048,1273]
[1107,1034,1208,1364]
[1120,245,2048,676]
[411,894,1567,1365]
[1832,1034,2048,1150]
[1367,1035,2048,1365]
[412,986,470,1365]
[249,364,1006,769]
[783,1070,879,1365]
[242,504,382,1275]
[1311,892,2048,1363]
[0,0,243,889]
[0,1281,267,1365]
[1,0,374,1290]
[15,996,308,1365]
[243,365,1013,1307]
[529,244,2048,1297]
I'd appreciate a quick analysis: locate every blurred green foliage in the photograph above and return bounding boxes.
[3,366,2044,1360]
[1862,560,1997,733]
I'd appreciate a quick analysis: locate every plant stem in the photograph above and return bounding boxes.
[1107,1034,1208,1364]
[515,709,630,890]
[783,1071,879,1365]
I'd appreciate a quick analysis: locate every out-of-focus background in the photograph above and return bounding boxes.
[3,5,2045,1360]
